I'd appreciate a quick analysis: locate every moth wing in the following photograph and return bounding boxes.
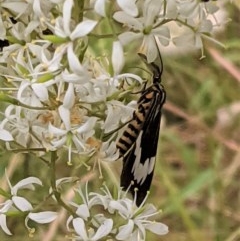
[120,95,163,206]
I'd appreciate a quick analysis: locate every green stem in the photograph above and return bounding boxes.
[0,93,56,110]
[10,148,47,153]
[89,33,116,38]
[74,0,84,23]
[50,151,75,216]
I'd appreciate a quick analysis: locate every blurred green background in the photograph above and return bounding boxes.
[0,1,239,241]
[152,2,240,241]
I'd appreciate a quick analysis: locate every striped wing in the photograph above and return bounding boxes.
[119,83,166,206]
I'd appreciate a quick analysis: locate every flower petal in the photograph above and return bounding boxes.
[63,0,73,35]
[32,83,49,102]
[28,211,58,223]
[76,204,90,220]
[56,177,74,187]
[70,20,97,40]
[62,83,75,109]
[92,218,113,241]
[0,214,12,235]
[48,123,67,136]
[58,105,71,130]
[116,0,138,17]
[112,41,124,75]
[76,117,98,134]
[0,200,12,213]
[144,222,169,235]
[67,43,88,76]
[72,218,88,240]
[143,0,162,26]
[66,215,73,231]
[116,219,134,240]
[94,0,106,17]
[12,196,33,212]
[0,129,13,141]
[113,12,142,30]
[1,2,28,15]
[153,26,170,46]
[118,32,142,46]
[12,177,42,194]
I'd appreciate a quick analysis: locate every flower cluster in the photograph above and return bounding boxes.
[67,184,168,240]
[0,0,222,163]
[0,0,224,239]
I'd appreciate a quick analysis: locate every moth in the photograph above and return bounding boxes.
[117,52,166,206]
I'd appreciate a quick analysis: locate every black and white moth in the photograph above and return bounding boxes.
[117,52,166,206]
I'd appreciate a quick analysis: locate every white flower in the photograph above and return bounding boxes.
[67,193,90,231]
[1,0,53,19]
[103,100,136,133]
[3,49,51,106]
[67,183,114,240]
[72,217,113,241]
[1,105,45,148]
[113,0,170,62]
[54,0,97,40]
[88,185,168,240]
[114,202,168,240]
[75,44,141,104]
[61,43,91,84]
[49,177,75,202]
[38,44,66,73]
[67,183,92,222]
[67,185,168,240]
[0,175,42,235]
[8,176,42,212]
[173,15,213,53]
[48,107,98,164]
[97,140,119,162]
